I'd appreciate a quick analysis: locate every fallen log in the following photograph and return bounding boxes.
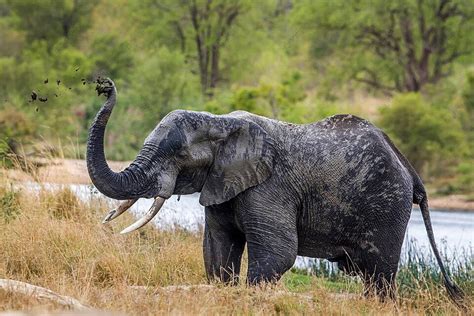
[0,279,91,310]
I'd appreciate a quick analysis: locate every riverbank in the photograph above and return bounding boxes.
[2,158,473,211]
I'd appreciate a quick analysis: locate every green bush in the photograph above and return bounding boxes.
[462,71,474,112]
[230,86,271,117]
[90,34,134,79]
[0,107,37,166]
[0,184,21,223]
[378,93,466,175]
[455,161,474,194]
[229,72,307,121]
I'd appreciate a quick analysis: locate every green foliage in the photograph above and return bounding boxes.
[0,0,472,192]
[7,0,94,46]
[293,0,474,94]
[0,107,36,165]
[283,271,313,292]
[0,184,21,223]
[93,47,202,160]
[127,47,201,123]
[229,72,307,121]
[463,71,474,112]
[230,87,269,116]
[461,71,474,153]
[454,161,474,194]
[203,96,231,115]
[379,93,466,174]
[90,34,134,79]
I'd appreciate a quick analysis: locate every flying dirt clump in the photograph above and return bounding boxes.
[28,68,100,109]
[30,91,37,101]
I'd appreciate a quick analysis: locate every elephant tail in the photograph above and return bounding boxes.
[381,131,467,309]
[418,195,467,310]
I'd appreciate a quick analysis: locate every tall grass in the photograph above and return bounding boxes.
[303,238,472,289]
[0,178,472,314]
[397,237,473,300]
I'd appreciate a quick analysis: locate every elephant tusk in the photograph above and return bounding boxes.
[102,199,138,224]
[120,197,166,234]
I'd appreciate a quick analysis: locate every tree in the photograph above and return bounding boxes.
[189,0,241,95]
[294,0,474,94]
[7,0,95,47]
[90,35,134,79]
[135,0,244,97]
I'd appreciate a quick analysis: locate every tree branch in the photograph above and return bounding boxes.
[353,67,397,96]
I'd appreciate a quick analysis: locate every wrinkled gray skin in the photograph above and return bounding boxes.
[87,79,464,305]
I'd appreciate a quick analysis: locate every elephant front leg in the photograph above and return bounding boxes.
[237,194,299,284]
[203,221,245,284]
[246,238,298,284]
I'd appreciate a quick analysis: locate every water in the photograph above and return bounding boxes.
[127,193,474,258]
[23,183,474,267]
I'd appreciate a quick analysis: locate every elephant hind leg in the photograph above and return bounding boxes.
[359,253,399,302]
[362,269,398,302]
[334,248,399,301]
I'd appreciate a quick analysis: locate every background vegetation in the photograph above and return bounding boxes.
[0,0,473,194]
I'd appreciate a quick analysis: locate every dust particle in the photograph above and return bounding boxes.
[39,97,48,102]
[44,78,48,84]
[31,91,38,101]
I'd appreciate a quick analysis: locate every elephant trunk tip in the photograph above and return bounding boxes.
[95,77,116,98]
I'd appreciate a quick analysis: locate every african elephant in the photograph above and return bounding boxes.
[86,78,464,305]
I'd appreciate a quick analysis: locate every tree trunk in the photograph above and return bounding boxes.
[209,44,220,93]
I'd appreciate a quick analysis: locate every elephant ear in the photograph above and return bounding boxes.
[199,118,275,206]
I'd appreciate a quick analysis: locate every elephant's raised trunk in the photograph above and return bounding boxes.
[86,79,144,200]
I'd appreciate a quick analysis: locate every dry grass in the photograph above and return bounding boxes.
[0,177,471,315]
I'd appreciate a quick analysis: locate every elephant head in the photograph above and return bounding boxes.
[87,78,275,232]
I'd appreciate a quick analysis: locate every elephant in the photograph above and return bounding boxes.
[86,78,465,306]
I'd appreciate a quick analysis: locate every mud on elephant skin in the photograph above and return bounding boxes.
[86,78,466,308]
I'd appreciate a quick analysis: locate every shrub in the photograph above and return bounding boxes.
[455,161,474,194]
[229,72,307,121]
[378,93,466,176]
[462,71,474,113]
[0,184,21,223]
[0,107,37,167]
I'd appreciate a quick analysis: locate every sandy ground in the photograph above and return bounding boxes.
[3,158,473,211]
